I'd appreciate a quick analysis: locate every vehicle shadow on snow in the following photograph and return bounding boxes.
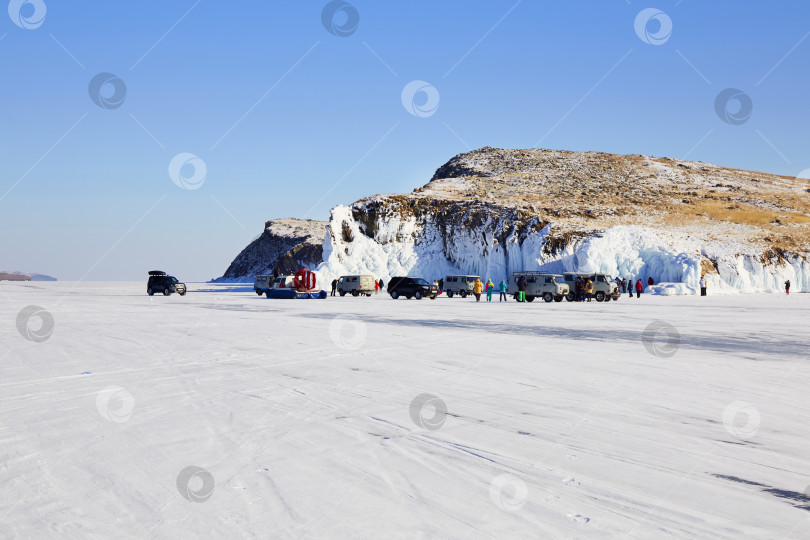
[300,313,808,359]
[712,474,810,512]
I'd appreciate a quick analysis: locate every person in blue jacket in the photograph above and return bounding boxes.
[499,279,508,302]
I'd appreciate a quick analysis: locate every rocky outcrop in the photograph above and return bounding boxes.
[317,148,810,293]
[221,147,810,292]
[215,219,326,281]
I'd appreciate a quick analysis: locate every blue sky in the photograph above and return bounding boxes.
[2,1,809,281]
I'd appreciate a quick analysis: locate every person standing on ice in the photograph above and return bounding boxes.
[374,279,379,294]
[584,278,594,302]
[635,279,643,298]
[499,279,507,302]
[648,277,655,286]
[517,276,527,302]
[621,277,627,293]
[331,279,337,297]
[699,276,707,296]
[785,280,791,295]
[473,278,483,302]
[628,278,634,298]
[378,278,384,292]
[485,279,494,302]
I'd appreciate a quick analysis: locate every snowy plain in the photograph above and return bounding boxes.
[2,281,809,539]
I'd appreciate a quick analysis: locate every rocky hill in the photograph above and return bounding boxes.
[215,219,326,281]
[220,148,810,292]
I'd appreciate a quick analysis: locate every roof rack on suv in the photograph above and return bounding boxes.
[148,270,166,276]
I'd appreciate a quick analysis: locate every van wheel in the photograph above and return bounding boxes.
[405,294,413,299]
[446,291,453,298]
[414,291,423,300]
[554,296,563,302]
[595,291,605,302]
[565,292,575,302]
[147,288,154,296]
[352,291,359,297]
[526,296,535,302]
[163,288,171,296]
[603,295,611,302]
[179,291,186,296]
[339,291,346,297]
[390,291,399,299]
[430,295,437,300]
[460,290,467,298]
[543,292,553,302]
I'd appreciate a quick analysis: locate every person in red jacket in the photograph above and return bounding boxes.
[635,279,643,298]
[647,277,654,286]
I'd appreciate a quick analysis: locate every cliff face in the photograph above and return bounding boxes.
[316,147,810,293]
[216,219,326,281]
[221,147,810,293]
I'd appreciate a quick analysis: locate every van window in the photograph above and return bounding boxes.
[544,277,553,283]
[564,275,574,281]
[555,276,565,284]
[597,275,606,282]
[528,277,536,283]
[350,277,357,282]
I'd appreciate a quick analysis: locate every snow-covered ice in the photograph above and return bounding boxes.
[1,282,809,538]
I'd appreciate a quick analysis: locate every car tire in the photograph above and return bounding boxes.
[405,294,413,300]
[543,292,553,302]
[391,291,399,299]
[163,288,171,296]
[460,290,467,298]
[526,296,535,302]
[603,295,610,302]
[595,291,605,302]
[352,291,359,297]
[178,291,186,296]
[147,288,154,296]
[565,292,575,302]
[339,291,346,297]
[430,295,436,300]
[446,291,453,298]
[554,296,563,302]
[256,290,262,295]
[414,291,423,300]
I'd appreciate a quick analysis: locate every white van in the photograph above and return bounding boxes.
[337,275,376,297]
[443,275,480,298]
[508,272,569,302]
[253,274,296,295]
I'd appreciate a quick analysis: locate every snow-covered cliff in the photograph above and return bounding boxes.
[315,148,810,293]
[221,147,810,293]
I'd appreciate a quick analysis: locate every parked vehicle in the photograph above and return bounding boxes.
[336,275,376,297]
[253,274,273,295]
[147,270,186,296]
[562,273,621,302]
[507,272,569,302]
[443,275,480,298]
[387,276,439,300]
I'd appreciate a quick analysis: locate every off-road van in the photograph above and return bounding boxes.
[254,275,297,296]
[337,275,376,296]
[507,272,569,302]
[253,275,273,295]
[147,271,186,296]
[387,277,439,300]
[443,275,480,298]
[562,273,621,302]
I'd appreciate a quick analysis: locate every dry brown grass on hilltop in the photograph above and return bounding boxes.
[406,147,810,254]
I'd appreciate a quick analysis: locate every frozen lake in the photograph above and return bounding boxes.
[1,282,808,538]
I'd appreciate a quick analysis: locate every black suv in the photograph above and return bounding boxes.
[147,271,186,296]
[387,277,439,300]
